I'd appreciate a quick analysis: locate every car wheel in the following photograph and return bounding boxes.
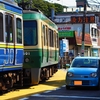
[66,85,70,90]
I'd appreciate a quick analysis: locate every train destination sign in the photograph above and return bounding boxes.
[71,16,95,23]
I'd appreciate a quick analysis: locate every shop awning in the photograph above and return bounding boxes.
[75,31,92,46]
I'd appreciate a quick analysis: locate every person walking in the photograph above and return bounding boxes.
[58,56,61,69]
[77,53,81,57]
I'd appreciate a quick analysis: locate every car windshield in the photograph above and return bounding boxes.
[71,59,98,68]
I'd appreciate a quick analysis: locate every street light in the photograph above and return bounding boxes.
[81,0,87,57]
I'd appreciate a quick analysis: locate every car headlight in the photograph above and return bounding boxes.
[90,72,97,77]
[67,72,73,77]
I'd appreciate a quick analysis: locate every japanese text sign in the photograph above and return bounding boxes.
[71,16,95,23]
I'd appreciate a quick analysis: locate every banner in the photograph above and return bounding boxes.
[62,39,69,52]
[60,40,64,57]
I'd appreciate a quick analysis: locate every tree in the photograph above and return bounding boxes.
[15,0,67,17]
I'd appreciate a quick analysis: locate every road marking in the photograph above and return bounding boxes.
[54,88,60,90]
[44,90,52,93]
[19,97,29,100]
[31,94,100,99]
[62,85,66,87]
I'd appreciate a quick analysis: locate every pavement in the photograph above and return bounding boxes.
[0,69,67,100]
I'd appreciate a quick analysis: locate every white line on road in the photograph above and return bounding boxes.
[62,85,66,87]
[19,97,29,100]
[31,94,100,99]
[44,90,52,93]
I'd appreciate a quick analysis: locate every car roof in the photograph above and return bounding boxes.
[75,56,100,60]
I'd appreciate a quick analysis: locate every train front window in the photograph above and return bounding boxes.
[5,14,13,43]
[24,21,37,46]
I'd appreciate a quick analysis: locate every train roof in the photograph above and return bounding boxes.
[23,9,58,30]
[0,0,22,15]
[0,0,18,6]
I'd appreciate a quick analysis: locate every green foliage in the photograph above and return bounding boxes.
[15,0,67,17]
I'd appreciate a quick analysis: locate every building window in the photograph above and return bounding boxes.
[91,28,93,37]
[94,28,97,37]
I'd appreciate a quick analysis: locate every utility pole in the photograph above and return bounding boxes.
[81,0,86,57]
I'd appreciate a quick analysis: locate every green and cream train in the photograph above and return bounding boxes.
[23,9,59,85]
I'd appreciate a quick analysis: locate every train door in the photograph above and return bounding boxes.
[46,26,49,62]
[55,33,57,61]
[48,29,51,62]
[4,14,15,66]
[54,31,56,61]
[42,24,48,63]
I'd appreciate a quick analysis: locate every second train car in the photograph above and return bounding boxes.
[23,9,59,85]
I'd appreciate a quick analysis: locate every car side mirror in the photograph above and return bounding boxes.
[66,64,70,68]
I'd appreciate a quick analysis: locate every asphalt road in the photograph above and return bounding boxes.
[19,86,100,100]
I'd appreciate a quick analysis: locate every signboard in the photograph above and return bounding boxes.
[60,40,63,57]
[53,16,71,23]
[62,39,69,52]
[71,16,95,23]
[59,31,74,38]
[58,25,72,31]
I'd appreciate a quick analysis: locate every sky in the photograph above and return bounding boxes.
[45,0,76,7]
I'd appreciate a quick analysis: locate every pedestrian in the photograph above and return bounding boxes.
[58,56,61,69]
[77,53,81,57]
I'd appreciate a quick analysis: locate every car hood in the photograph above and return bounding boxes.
[68,68,97,74]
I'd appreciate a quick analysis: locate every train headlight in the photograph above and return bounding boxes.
[25,58,30,63]
[24,52,30,55]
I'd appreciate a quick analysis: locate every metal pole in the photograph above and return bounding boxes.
[81,0,86,57]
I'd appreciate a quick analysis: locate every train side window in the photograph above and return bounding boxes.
[49,29,54,47]
[0,13,3,42]
[16,18,22,44]
[52,30,54,47]
[5,14,13,43]
[50,29,53,47]
[48,29,51,46]
[55,33,59,48]
[54,31,56,47]
[46,26,48,46]
[42,25,46,46]
[55,33,57,48]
